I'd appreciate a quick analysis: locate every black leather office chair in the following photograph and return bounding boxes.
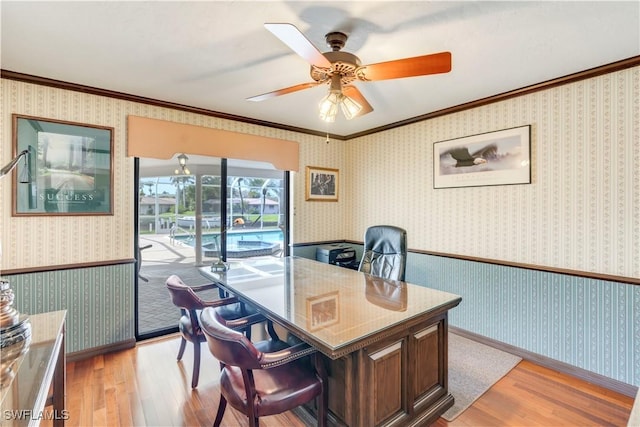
[358,225,407,281]
[364,275,408,311]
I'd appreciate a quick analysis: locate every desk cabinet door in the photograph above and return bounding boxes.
[411,318,447,410]
[361,338,408,426]
[358,315,447,427]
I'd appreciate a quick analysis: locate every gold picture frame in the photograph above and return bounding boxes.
[305,166,339,201]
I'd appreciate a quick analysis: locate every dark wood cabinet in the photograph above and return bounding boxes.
[323,313,451,426]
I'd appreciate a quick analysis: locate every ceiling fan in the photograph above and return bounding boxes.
[247,23,452,122]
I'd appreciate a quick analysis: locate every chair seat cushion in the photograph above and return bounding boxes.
[180,302,264,343]
[254,339,290,354]
[215,302,259,320]
[220,357,321,418]
[179,313,203,343]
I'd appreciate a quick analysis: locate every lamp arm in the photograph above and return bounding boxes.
[0,149,29,177]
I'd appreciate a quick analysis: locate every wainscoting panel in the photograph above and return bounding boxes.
[406,252,639,388]
[342,67,639,281]
[292,246,638,388]
[4,263,135,354]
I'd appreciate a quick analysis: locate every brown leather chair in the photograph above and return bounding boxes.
[166,275,267,388]
[200,307,327,427]
[358,225,407,281]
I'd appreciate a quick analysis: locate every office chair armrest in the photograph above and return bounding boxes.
[221,312,267,330]
[259,342,317,369]
[190,282,221,293]
[201,296,239,308]
[200,280,234,299]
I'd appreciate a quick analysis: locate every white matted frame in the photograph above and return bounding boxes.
[305,166,339,201]
[433,125,531,189]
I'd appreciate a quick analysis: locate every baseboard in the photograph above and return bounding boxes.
[66,338,136,362]
[449,326,639,398]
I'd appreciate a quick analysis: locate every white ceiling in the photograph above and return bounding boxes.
[1,1,639,138]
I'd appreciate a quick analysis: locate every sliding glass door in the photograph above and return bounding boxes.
[135,155,287,339]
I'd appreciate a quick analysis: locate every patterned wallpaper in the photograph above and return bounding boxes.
[5,264,134,353]
[0,67,638,386]
[294,245,640,388]
[0,79,332,270]
[2,68,637,276]
[406,252,640,388]
[344,67,640,280]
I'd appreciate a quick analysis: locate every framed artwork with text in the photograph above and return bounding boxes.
[12,114,114,216]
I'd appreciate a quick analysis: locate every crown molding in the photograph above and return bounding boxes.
[3,55,639,140]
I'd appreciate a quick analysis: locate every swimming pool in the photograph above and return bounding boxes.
[174,229,283,258]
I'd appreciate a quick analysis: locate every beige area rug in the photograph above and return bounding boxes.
[443,333,522,421]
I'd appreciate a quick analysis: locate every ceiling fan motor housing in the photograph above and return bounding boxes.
[309,31,361,85]
[325,32,348,51]
[310,50,361,85]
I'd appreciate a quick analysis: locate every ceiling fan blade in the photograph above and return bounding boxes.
[247,82,323,102]
[357,51,452,81]
[343,85,373,117]
[264,23,332,69]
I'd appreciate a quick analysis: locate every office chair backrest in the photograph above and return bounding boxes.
[166,275,208,310]
[358,225,407,281]
[364,275,408,311]
[200,307,263,370]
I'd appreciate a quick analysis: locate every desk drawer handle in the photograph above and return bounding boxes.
[414,324,438,340]
[370,341,402,360]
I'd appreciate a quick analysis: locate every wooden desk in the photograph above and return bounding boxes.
[201,257,461,426]
[0,311,67,426]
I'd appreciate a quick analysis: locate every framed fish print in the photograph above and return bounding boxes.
[433,125,531,189]
[12,114,114,215]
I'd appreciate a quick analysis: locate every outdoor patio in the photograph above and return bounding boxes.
[137,233,220,335]
[136,232,284,335]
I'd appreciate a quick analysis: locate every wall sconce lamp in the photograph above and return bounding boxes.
[0,149,32,357]
[318,74,362,123]
[174,153,191,175]
[0,148,31,184]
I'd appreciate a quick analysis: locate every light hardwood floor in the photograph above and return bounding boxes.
[42,334,633,427]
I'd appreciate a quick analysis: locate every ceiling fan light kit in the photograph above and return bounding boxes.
[249,23,452,123]
[339,95,362,120]
[318,91,340,122]
[318,73,362,122]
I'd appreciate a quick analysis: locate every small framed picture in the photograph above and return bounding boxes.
[305,166,339,202]
[306,291,340,331]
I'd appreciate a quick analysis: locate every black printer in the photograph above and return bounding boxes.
[315,244,359,270]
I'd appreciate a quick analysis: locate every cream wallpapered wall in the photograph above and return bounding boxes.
[0,79,347,271]
[294,137,349,241]
[344,67,639,279]
[0,83,133,269]
[1,67,638,280]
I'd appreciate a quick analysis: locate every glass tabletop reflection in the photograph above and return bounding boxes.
[200,256,461,357]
